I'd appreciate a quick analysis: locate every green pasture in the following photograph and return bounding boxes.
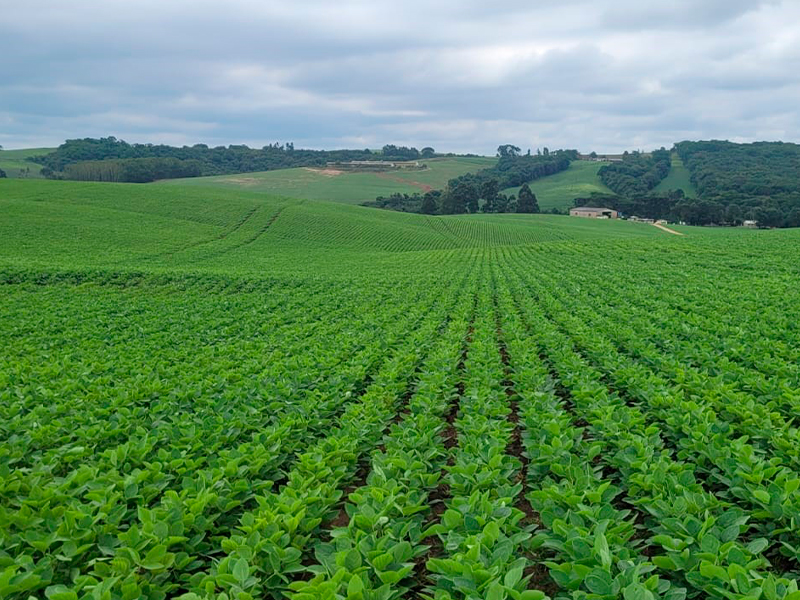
[503,160,614,210]
[157,157,496,204]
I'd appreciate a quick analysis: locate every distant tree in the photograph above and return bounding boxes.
[497,144,521,158]
[0,144,4,150]
[590,151,598,158]
[35,137,412,182]
[507,195,518,213]
[516,183,540,213]
[479,179,499,213]
[440,188,465,214]
[446,180,478,214]
[754,206,784,228]
[0,168,6,178]
[724,204,743,226]
[785,208,800,228]
[421,191,439,214]
[369,147,573,215]
[420,147,435,158]
[382,144,420,160]
[673,199,724,226]
[494,193,510,213]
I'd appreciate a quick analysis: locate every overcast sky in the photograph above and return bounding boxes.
[2,0,799,154]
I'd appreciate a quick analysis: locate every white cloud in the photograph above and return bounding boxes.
[0,0,799,152]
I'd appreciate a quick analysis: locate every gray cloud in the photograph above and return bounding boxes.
[1,0,799,153]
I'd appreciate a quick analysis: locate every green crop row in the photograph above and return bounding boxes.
[423,276,543,600]
[495,277,682,600]
[525,271,800,567]
[501,264,800,600]
[166,268,474,600]
[287,273,476,599]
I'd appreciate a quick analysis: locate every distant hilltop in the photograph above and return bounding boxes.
[326,160,427,172]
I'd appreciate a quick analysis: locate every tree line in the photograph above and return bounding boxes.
[61,157,204,183]
[587,141,800,227]
[368,146,575,215]
[574,191,800,228]
[674,140,800,227]
[30,138,440,183]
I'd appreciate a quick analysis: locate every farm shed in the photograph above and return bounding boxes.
[570,207,618,219]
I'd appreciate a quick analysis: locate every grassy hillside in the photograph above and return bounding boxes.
[158,156,496,204]
[654,152,697,197]
[0,147,53,178]
[504,160,614,210]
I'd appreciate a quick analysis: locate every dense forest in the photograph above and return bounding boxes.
[674,140,800,227]
[369,146,574,214]
[62,157,203,183]
[598,149,671,196]
[30,137,433,183]
[575,188,800,228]
[580,142,800,227]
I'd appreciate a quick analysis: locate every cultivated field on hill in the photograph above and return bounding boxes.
[158,157,497,205]
[2,178,800,600]
[654,153,698,198]
[503,161,614,211]
[0,147,53,178]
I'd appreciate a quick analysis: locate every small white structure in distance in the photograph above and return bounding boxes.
[570,207,619,219]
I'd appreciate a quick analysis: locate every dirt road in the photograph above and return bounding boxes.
[652,222,684,235]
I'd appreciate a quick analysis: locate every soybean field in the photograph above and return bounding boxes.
[2,178,800,600]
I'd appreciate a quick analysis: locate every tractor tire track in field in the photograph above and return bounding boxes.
[374,171,433,192]
[498,266,658,594]
[425,215,465,245]
[313,357,424,548]
[191,201,299,262]
[145,204,261,262]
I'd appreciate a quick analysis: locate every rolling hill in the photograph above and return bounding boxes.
[503,160,614,211]
[156,156,496,204]
[0,147,53,178]
[653,152,697,197]
[0,178,667,278]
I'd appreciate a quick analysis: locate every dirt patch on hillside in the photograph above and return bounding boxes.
[223,177,260,186]
[375,172,433,192]
[304,167,343,177]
